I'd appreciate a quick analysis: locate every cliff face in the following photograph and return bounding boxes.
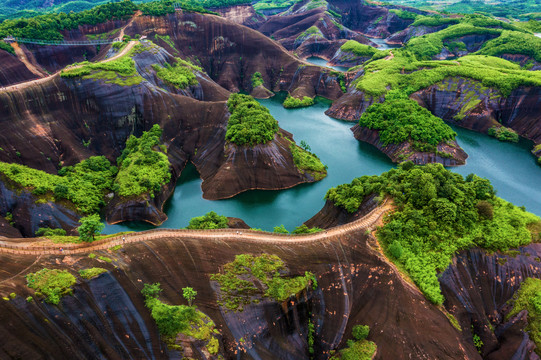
[0,32,333,228]
[213,5,265,28]
[352,125,468,166]
[440,246,541,359]
[328,0,414,38]
[325,85,383,121]
[304,193,380,229]
[0,50,40,87]
[387,24,449,45]
[127,13,344,100]
[196,129,319,199]
[412,77,541,145]
[0,178,80,237]
[0,227,480,359]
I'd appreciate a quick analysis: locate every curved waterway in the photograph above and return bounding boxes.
[104,95,541,233]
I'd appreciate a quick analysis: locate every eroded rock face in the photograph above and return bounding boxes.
[0,179,79,237]
[0,28,336,228]
[351,125,468,166]
[412,77,541,145]
[197,130,318,200]
[325,85,383,121]
[440,246,541,359]
[0,50,39,87]
[387,24,449,45]
[213,5,265,28]
[128,12,344,100]
[0,228,480,359]
[305,193,380,229]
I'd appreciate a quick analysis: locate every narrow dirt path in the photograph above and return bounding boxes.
[11,42,46,77]
[1,11,140,93]
[0,201,393,255]
[0,40,137,92]
[384,50,394,61]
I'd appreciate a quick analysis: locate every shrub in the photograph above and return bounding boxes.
[115,124,171,197]
[292,224,323,234]
[210,254,316,311]
[352,325,370,340]
[389,240,403,259]
[251,72,264,88]
[187,211,228,229]
[488,126,519,142]
[283,96,314,109]
[225,94,279,146]
[153,58,199,89]
[26,268,76,304]
[289,143,327,180]
[79,268,107,279]
[507,278,541,355]
[36,227,67,237]
[273,225,289,233]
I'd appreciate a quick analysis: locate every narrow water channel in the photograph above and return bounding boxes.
[104,95,541,233]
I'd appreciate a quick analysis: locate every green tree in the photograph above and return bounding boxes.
[299,140,311,152]
[182,287,197,306]
[187,211,228,229]
[273,224,289,233]
[77,214,104,242]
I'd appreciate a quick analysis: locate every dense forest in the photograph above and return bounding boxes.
[326,163,541,304]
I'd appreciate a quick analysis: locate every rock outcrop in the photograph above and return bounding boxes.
[0,224,480,359]
[351,125,468,166]
[440,246,541,359]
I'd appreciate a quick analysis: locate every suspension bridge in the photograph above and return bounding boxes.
[2,36,122,46]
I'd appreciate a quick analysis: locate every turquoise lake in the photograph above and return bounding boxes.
[104,95,541,233]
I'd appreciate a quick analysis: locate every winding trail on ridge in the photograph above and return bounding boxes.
[0,201,393,255]
[0,12,139,92]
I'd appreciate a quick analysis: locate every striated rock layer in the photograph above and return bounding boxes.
[0,225,480,359]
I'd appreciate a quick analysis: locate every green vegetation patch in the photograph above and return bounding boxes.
[325,163,541,304]
[283,95,314,109]
[142,283,220,352]
[225,94,279,146]
[340,40,385,59]
[389,9,418,20]
[79,267,107,279]
[0,41,14,55]
[210,254,316,311]
[356,52,541,97]
[330,324,376,360]
[61,55,143,87]
[187,211,228,229]
[252,72,264,88]
[115,124,171,198]
[289,142,327,180]
[153,58,200,89]
[296,26,324,42]
[0,156,116,214]
[0,1,137,40]
[488,126,519,142]
[358,93,456,153]
[476,31,541,63]
[507,278,541,355]
[26,268,76,304]
[253,0,302,11]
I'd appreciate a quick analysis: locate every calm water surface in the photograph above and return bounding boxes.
[104,96,541,233]
[305,56,349,72]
